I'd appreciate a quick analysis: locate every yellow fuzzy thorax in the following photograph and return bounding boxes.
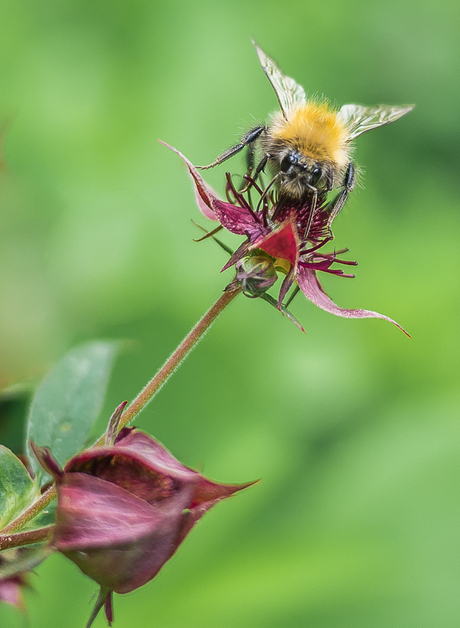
[270,102,350,168]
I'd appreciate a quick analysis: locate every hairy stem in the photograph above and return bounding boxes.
[0,525,54,551]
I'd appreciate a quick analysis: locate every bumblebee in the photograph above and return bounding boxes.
[199,43,413,230]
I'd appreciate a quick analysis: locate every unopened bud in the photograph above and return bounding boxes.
[31,429,255,595]
[235,253,278,297]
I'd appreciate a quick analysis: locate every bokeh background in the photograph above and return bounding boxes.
[0,0,459,626]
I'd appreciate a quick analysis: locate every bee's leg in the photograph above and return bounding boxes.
[271,193,287,221]
[246,138,258,173]
[240,152,270,193]
[198,125,267,170]
[303,186,318,240]
[326,162,356,229]
[252,152,269,178]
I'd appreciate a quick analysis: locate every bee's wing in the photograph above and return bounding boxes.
[338,104,414,142]
[253,42,306,118]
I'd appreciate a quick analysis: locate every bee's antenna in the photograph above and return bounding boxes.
[302,185,318,241]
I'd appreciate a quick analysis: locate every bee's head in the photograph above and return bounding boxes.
[274,150,331,199]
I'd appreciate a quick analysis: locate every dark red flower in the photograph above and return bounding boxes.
[162,142,408,335]
[31,428,254,625]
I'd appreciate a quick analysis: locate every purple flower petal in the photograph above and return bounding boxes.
[65,432,199,504]
[212,198,264,238]
[174,476,257,552]
[160,141,264,238]
[159,141,217,221]
[297,267,410,336]
[113,429,196,479]
[54,472,193,593]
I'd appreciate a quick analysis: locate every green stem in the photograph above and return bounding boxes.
[0,287,241,539]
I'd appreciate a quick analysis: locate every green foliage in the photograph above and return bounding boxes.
[25,342,120,485]
[0,446,39,529]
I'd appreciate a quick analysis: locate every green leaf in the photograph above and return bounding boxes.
[26,341,119,485]
[0,445,39,529]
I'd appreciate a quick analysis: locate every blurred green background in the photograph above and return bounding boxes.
[0,0,459,626]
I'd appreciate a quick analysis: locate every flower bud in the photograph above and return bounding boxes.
[31,429,254,595]
[235,252,278,297]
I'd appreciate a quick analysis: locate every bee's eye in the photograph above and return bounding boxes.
[310,167,322,186]
[280,153,298,172]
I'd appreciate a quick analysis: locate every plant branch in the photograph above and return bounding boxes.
[0,525,54,551]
